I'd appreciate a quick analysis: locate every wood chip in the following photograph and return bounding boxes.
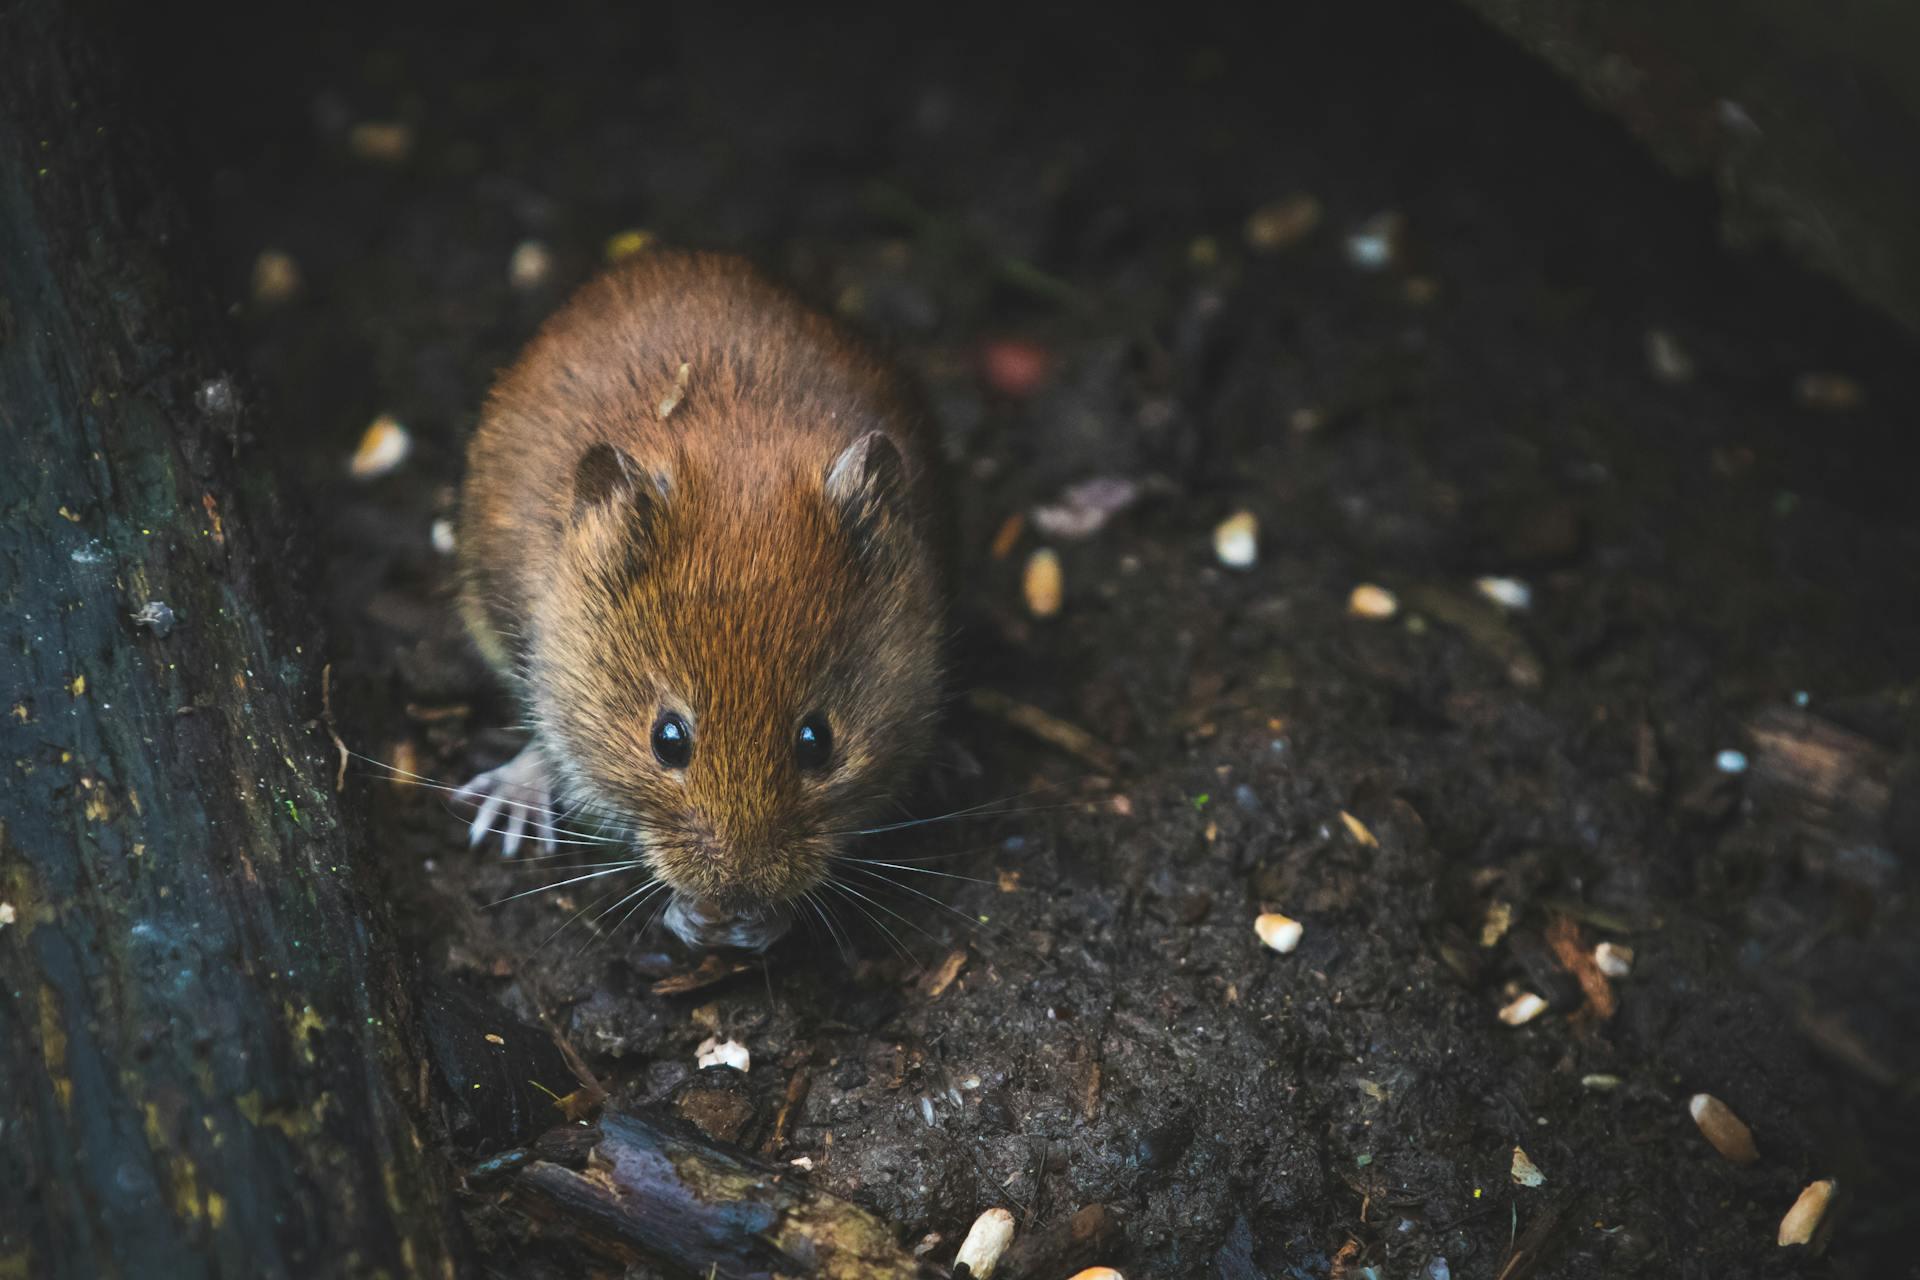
[651,953,751,996]
[967,688,1116,772]
[1338,810,1378,848]
[923,947,970,998]
[1546,915,1616,1021]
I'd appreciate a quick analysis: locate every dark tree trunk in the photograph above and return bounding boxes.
[0,3,461,1275]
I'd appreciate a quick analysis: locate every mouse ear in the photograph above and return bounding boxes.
[572,442,669,522]
[825,430,907,555]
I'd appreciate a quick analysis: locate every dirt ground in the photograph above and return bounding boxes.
[165,1,1919,1274]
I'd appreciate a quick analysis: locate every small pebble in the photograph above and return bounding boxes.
[1424,1259,1451,1280]
[1644,328,1695,384]
[694,1036,749,1072]
[1593,941,1634,978]
[430,519,457,556]
[1065,1270,1124,1280]
[131,600,176,637]
[1777,1179,1837,1248]
[0,903,15,928]
[1510,1146,1545,1187]
[605,228,656,262]
[349,414,412,480]
[1344,212,1405,271]
[251,249,302,305]
[789,1155,815,1172]
[1473,576,1532,610]
[1688,1093,1759,1164]
[1254,912,1303,953]
[1715,749,1748,774]
[1794,372,1863,412]
[508,239,554,291]
[1023,548,1063,618]
[1347,583,1399,620]
[348,121,413,163]
[953,1207,1016,1278]
[1213,509,1259,569]
[1244,194,1321,251]
[1498,992,1548,1026]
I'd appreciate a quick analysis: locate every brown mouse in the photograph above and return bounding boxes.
[454,250,946,950]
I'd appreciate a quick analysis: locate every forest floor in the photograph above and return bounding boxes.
[170,1,1919,1274]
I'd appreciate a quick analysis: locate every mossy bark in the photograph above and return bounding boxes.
[0,3,459,1275]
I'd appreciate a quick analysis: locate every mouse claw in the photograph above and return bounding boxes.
[456,745,556,857]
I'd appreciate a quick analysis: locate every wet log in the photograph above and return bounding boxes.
[509,1111,937,1279]
[0,3,459,1275]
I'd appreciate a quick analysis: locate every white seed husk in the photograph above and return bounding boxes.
[350,415,412,480]
[1255,912,1304,954]
[1688,1092,1758,1164]
[695,1036,750,1072]
[1594,941,1634,978]
[1498,992,1548,1026]
[953,1207,1016,1278]
[1213,509,1259,569]
[509,239,554,291]
[1474,575,1532,610]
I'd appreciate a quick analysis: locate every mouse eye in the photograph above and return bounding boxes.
[651,712,693,769]
[795,712,833,772]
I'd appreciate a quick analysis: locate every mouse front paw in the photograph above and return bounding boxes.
[454,744,558,856]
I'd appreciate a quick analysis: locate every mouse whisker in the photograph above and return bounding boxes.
[835,857,995,885]
[579,878,671,955]
[803,888,855,964]
[486,862,647,906]
[837,863,998,935]
[533,878,636,950]
[820,789,1067,838]
[820,880,918,969]
[825,875,943,953]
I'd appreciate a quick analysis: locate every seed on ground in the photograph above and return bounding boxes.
[953,1207,1016,1278]
[1023,548,1063,617]
[1348,583,1399,619]
[1255,913,1304,953]
[1777,1179,1836,1248]
[1689,1093,1759,1164]
[1498,992,1548,1026]
[1213,509,1259,569]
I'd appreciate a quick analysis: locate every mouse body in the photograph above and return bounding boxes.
[455,250,946,949]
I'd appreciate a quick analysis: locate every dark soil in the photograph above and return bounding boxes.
[161,1,1919,1275]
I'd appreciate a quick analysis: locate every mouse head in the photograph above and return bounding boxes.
[532,430,943,950]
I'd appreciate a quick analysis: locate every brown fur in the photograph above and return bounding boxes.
[458,250,945,915]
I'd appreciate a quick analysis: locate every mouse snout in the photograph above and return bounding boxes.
[662,892,793,952]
